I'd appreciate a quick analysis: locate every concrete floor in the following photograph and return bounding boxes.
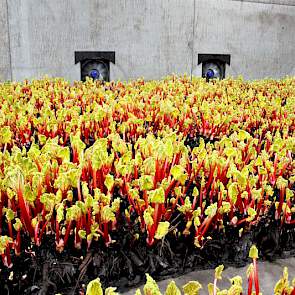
[122,258,295,294]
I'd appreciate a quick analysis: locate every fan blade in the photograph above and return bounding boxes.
[81,60,109,81]
[203,62,221,79]
[96,63,109,81]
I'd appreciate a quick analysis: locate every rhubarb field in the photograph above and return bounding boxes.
[0,76,294,294]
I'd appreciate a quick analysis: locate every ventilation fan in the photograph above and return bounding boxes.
[198,54,231,81]
[75,51,115,82]
[81,59,109,81]
[203,62,222,80]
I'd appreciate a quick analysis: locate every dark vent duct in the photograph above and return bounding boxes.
[75,51,115,82]
[198,54,231,81]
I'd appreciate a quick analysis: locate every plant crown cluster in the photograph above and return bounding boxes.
[0,76,293,270]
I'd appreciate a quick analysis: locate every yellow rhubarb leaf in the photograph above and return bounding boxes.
[143,274,162,295]
[215,265,224,280]
[183,281,202,295]
[249,245,259,259]
[165,280,181,295]
[86,277,103,295]
[155,221,170,240]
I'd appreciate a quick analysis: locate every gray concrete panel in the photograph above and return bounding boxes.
[0,0,11,81]
[192,0,295,79]
[4,0,295,81]
[7,0,194,81]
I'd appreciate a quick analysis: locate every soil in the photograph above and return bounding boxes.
[0,207,294,295]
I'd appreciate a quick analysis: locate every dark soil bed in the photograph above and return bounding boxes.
[1,210,295,295]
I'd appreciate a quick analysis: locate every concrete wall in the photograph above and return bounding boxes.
[0,0,11,81]
[192,0,295,79]
[1,0,295,81]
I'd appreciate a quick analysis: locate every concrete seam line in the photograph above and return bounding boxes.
[190,0,196,80]
[5,0,12,81]
[228,0,295,7]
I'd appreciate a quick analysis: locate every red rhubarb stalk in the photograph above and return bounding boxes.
[248,271,253,295]
[17,188,34,237]
[63,220,73,246]
[253,258,259,294]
